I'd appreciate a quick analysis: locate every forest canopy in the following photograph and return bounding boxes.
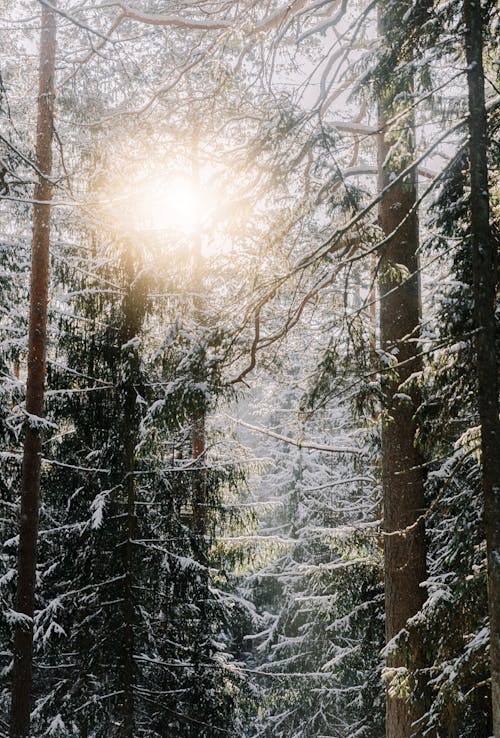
[0,1,499,737]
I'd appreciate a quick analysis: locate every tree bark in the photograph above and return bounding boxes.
[119,247,141,738]
[9,5,57,736]
[190,129,208,560]
[192,414,207,542]
[121,401,136,738]
[463,2,500,732]
[377,11,427,735]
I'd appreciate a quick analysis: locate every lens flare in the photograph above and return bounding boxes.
[134,176,205,234]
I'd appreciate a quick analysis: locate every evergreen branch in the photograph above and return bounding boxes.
[226,415,362,454]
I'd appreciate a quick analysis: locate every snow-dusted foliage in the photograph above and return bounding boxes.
[0,48,35,726]
[398,139,498,735]
[0,1,498,736]
[234,292,385,737]
[19,227,253,736]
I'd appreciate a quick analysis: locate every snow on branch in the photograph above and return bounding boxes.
[104,2,232,30]
[5,609,33,629]
[297,0,348,43]
[20,410,58,432]
[227,415,362,455]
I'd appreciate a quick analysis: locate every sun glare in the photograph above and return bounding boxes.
[134,175,205,234]
[101,153,237,257]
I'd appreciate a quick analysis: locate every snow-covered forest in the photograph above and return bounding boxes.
[0,1,499,736]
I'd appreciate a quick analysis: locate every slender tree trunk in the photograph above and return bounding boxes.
[119,247,140,738]
[463,2,500,732]
[192,414,207,541]
[190,129,208,559]
[121,407,136,738]
[191,408,208,576]
[377,10,427,735]
[9,5,56,736]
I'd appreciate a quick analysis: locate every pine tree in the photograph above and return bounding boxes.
[370,1,499,733]
[240,302,385,738]
[27,204,252,735]
[463,1,500,728]
[9,4,57,735]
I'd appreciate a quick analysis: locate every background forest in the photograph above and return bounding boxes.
[0,1,499,737]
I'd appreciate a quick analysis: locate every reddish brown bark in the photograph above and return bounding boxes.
[377,42,427,738]
[9,4,57,736]
[463,1,500,732]
[192,414,207,541]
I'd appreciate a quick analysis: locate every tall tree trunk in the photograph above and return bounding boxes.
[463,2,500,732]
[192,414,207,543]
[119,247,140,738]
[377,9,427,736]
[190,129,208,561]
[121,400,136,738]
[9,5,57,736]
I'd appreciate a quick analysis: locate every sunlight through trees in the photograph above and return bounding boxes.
[0,1,498,737]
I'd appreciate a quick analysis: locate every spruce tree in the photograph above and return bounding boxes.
[463,1,500,728]
[9,4,57,735]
